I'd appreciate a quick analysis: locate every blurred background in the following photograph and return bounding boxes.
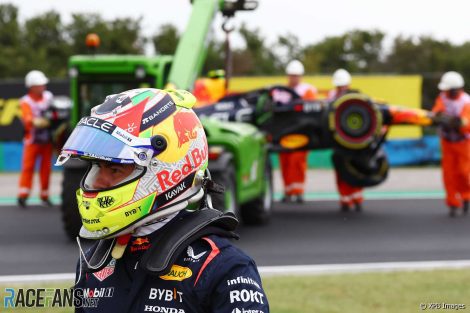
[1,1,470,312]
[2,0,469,168]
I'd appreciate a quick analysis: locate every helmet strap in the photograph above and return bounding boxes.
[112,234,132,260]
[202,177,225,194]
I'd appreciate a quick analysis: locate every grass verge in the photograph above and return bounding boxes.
[1,269,470,312]
[262,269,470,312]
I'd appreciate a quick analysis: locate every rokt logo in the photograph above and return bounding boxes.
[229,289,265,304]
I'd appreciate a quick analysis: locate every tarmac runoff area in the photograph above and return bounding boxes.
[1,166,466,283]
[0,167,445,205]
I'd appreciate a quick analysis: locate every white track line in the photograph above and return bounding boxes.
[0,273,74,283]
[1,260,470,283]
[259,260,470,276]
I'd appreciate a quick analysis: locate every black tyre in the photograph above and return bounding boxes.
[240,158,272,225]
[332,148,389,187]
[210,165,239,218]
[61,167,86,241]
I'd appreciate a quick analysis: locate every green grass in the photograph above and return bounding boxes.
[1,269,470,312]
[262,269,470,313]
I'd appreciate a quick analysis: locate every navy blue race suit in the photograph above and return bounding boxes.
[74,233,269,313]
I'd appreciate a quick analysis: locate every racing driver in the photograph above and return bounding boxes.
[56,88,269,312]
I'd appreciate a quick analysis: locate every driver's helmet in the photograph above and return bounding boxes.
[56,88,208,239]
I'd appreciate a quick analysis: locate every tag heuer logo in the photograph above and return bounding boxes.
[97,196,115,208]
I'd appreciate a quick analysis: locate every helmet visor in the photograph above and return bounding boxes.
[57,117,154,166]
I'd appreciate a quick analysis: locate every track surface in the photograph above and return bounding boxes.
[1,197,469,276]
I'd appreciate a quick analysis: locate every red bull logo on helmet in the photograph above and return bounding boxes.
[157,146,207,192]
[173,111,202,147]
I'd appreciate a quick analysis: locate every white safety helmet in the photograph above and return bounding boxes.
[438,71,464,91]
[286,60,305,76]
[25,70,49,88]
[332,69,351,87]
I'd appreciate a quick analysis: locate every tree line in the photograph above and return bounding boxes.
[2,3,470,106]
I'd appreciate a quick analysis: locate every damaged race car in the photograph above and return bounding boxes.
[194,85,459,188]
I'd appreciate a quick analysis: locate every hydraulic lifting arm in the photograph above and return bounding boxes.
[167,0,258,90]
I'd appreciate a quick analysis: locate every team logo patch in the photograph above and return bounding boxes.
[140,94,176,131]
[184,246,206,262]
[130,237,151,253]
[173,110,201,147]
[93,258,116,282]
[159,265,192,281]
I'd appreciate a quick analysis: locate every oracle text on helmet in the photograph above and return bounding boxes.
[78,117,115,134]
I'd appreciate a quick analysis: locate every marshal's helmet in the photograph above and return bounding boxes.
[332,69,352,87]
[285,60,304,76]
[56,88,208,239]
[25,70,49,88]
[438,71,464,91]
